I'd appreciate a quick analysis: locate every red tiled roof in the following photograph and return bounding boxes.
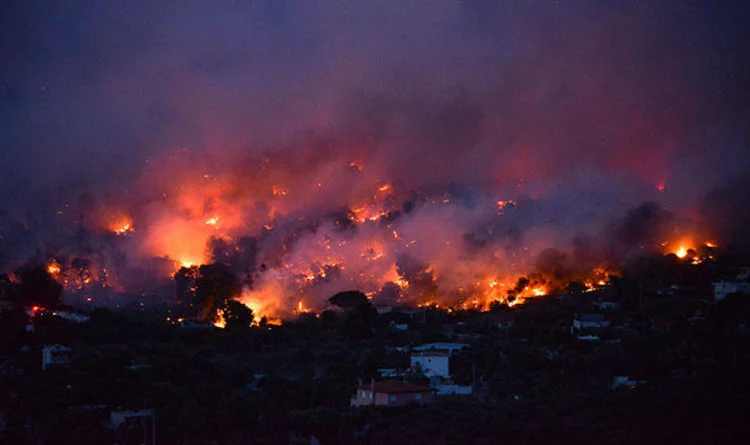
[358,380,433,394]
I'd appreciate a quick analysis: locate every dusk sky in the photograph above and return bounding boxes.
[2,1,750,314]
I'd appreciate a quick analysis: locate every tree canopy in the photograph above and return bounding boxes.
[13,263,63,308]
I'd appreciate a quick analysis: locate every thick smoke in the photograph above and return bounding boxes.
[1,1,749,315]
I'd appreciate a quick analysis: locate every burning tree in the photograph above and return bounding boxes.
[174,263,241,322]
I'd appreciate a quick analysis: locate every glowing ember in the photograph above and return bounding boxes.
[47,261,61,276]
[113,222,133,235]
[675,246,689,259]
[213,312,226,328]
[205,216,219,226]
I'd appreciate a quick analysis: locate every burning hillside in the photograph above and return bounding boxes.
[1,1,748,321]
[0,146,723,322]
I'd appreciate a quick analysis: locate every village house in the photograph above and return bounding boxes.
[351,380,435,407]
[412,342,468,356]
[713,281,750,301]
[611,376,647,390]
[570,313,610,334]
[593,301,619,311]
[42,344,73,370]
[411,351,450,378]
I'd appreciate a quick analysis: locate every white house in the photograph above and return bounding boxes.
[713,281,750,301]
[571,314,610,334]
[42,345,73,370]
[411,351,450,378]
[52,310,90,323]
[611,376,646,390]
[593,301,619,311]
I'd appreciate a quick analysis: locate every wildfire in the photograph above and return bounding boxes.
[662,237,717,265]
[47,260,61,276]
[213,312,226,329]
[113,221,134,235]
[46,152,722,323]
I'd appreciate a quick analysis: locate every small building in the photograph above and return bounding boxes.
[576,334,600,342]
[571,314,610,334]
[412,343,468,356]
[52,310,90,323]
[411,351,450,378]
[42,344,73,370]
[713,281,750,301]
[612,376,646,390]
[593,301,619,311]
[351,380,435,407]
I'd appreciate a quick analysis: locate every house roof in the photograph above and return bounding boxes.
[412,351,449,357]
[359,380,434,394]
[413,342,468,351]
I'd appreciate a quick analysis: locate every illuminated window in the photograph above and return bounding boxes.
[415,393,422,400]
[389,395,396,403]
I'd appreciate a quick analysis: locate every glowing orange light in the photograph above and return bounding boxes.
[47,261,61,276]
[213,312,226,329]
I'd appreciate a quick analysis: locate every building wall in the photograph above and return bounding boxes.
[354,389,375,407]
[353,389,435,407]
[379,391,434,406]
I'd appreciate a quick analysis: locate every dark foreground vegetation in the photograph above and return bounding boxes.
[1,252,750,444]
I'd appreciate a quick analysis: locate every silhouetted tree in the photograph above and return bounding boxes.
[0,306,27,353]
[195,263,241,322]
[566,281,586,297]
[174,266,200,305]
[14,263,62,308]
[222,299,254,331]
[328,290,369,309]
[330,291,377,339]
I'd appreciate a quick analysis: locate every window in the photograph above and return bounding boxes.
[389,395,397,403]
[369,392,373,399]
[361,391,366,399]
[415,393,422,401]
